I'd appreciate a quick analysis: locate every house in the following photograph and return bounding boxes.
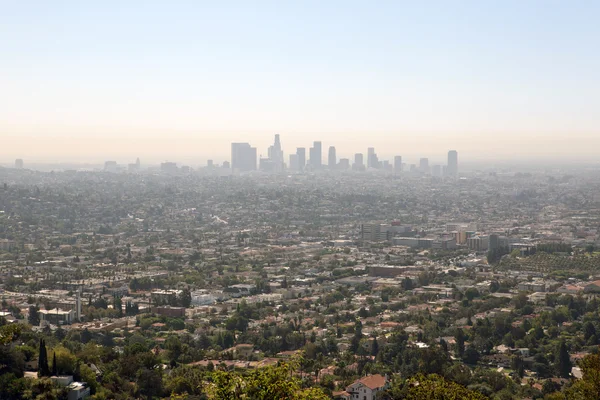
[583,280,600,293]
[557,285,582,294]
[67,382,91,400]
[50,376,90,400]
[333,391,351,400]
[345,374,388,400]
[231,343,254,358]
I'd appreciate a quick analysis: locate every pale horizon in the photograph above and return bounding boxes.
[2,1,599,165]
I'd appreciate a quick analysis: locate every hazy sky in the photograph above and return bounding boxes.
[2,1,599,165]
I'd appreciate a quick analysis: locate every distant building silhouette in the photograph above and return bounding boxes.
[161,162,178,174]
[296,148,306,172]
[289,154,299,171]
[419,158,429,174]
[328,146,336,169]
[393,156,402,174]
[309,141,322,169]
[267,134,284,172]
[447,150,458,178]
[339,158,350,170]
[231,143,257,172]
[104,161,117,173]
[353,153,364,171]
[15,159,24,169]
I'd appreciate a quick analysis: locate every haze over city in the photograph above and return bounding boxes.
[5,2,600,400]
[2,1,600,165]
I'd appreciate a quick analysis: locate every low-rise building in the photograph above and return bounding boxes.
[345,374,389,400]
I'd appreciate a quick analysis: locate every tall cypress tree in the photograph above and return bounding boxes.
[455,328,465,358]
[52,352,58,376]
[38,339,49,377]
[557,340,572,378]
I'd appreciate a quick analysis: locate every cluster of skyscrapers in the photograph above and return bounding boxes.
[230,135,459,177]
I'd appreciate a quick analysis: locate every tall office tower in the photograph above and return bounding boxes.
[309,141,322,168]
[14,159,24,169]
[296,148,306,171]
[267,134,284,172]
[447,150,458,178]
[367,147,375,168]
[393,156,402,174]
[328,146,336,169]
[289,154,299,171]
[338,158,350,170]
[207,160,214,168]
[419,158,429,174]
[136,158,140,168]
[231,143,257,172]
[353,153,364,170]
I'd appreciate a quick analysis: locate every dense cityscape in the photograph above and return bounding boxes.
[2,145,600,399]
[3,0,599,398]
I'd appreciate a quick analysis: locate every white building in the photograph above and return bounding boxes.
[344,374,388,400]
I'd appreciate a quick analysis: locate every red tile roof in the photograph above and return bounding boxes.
[357,374,387,390]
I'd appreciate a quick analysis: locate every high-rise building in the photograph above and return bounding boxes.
[366,147,381,169]
[419,158,429,174]
[231,143,257,172]
[338,158,350,170]
[267,134,284,172]
[447,150,458,178]
[353,153,364,171]
[289,154,298,171]
[367,147,375,168]
[14,159,24,169]
[309,141,322,169]
[328,146,336,169]
[393,156,402,174]
[296,148,306,172]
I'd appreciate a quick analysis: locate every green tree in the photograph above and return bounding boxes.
[511,355,524,378]
[556,340,572,378]
[465,288,480,301]
[560,353,600,399]
[371,337,379,356]
[79,363,99,394]
[205,360,328,400]
[136,368,164,399]
[52,352,57,376]
[38,339,50,377]
[384,373,488,399]
[455,328,465,358]
[28,305,40,326]
[463,347,480,365]
[178,288,192,308]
